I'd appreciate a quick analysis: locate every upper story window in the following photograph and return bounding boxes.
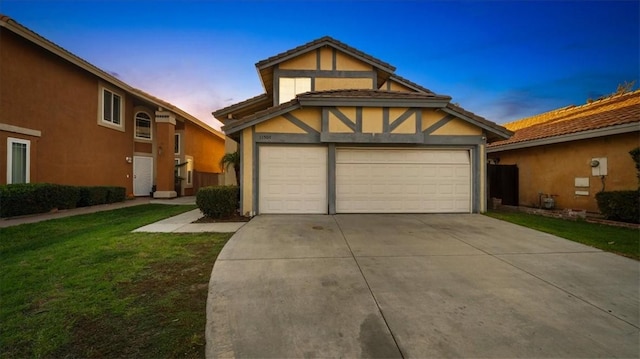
[101,87,124,129]
[7,137,30,184]
[135,112,152,140]
[174,133,181,154]
[278,77,311,104]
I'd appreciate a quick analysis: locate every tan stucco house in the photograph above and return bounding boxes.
[214,37,512,215]
[488,90,640,213]
[0,15,226,197]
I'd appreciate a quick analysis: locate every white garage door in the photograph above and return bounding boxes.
[259,146,327,214]
[336,148,471,213]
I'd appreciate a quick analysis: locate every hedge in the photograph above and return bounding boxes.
[0,183,126,218]
[196,185,239,219]
[595,189,640,224]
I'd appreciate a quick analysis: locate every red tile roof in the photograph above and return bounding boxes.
[490,90,640,148]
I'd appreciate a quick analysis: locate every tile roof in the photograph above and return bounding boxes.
[387,74,436,94]
[212,93,272,122]
[223,90,512,142]
[297,89,450,101]
[255,36,396,72]
[445,103,513,140]
[490,90,640,148]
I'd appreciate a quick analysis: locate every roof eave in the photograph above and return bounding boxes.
[256,39,396,74]
[488,122,639,153]
[222,102,302,135]
[439,107,513,140]
[213,93,271,122]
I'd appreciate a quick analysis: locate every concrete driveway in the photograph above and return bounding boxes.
[206,214,639,358]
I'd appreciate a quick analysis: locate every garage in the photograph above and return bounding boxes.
[259,146,328,214]
[336,148,471,213]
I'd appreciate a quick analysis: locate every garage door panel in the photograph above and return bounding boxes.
[336,149,471,213]
[259,146,327,214]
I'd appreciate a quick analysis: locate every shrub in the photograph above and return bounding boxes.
[595,189,640,224]
[106,186,126,204]
[196,185,239,219]
[1,183,55,217]
[0,183,126,218]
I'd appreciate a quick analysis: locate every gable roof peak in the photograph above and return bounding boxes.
[255,36,396,73]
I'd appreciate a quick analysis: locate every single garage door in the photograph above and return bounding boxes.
[259,146,327,214]
[336,148,471,213]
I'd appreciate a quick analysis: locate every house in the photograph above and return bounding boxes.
[488,90,640,213]
[0,15,226,198]
[213,36,512,215]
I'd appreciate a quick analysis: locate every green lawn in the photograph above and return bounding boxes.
[0,204,233,358]
[485,210,639,260]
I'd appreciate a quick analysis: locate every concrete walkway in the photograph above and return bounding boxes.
[0,196,246,233]
[206,214,639,358]
[133,209,246,233]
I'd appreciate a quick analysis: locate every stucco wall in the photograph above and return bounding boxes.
[183,121,225,173]
[0,30,133,192]
[491,132,639,213]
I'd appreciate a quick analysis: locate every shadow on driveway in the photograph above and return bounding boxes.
[206,214,639,358]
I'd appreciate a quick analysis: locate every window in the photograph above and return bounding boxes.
[101,88,123,127]
[7,137,30,184]
[185,156,194,187]
[174,133,181,154]
[278,77,311,104]
[135,112,152,139]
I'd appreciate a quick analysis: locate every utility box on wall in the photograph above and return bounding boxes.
[591,157,608,176]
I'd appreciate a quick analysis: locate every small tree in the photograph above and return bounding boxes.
[220,151,240,185]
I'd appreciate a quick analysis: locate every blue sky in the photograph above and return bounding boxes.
[2,0,638,129]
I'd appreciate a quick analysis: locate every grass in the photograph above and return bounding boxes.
[0,204,234,358]
[485,210,639,260]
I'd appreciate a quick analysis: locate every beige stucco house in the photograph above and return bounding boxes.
[488,90,640,213]
[214,37,512,216]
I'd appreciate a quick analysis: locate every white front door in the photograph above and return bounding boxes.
[336,148,471,213]
[259,146,328,214]
[133,156,153,196]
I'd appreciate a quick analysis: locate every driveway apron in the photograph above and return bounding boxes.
[206,214,639,358]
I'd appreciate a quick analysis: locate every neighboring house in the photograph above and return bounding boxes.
[488,90,640,213]
[0,15,226,198]
[213,36,511,216]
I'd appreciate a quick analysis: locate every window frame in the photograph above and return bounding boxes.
[278,77,311,105]
[174,133,181,155]
[134,111,153,140]
[99,86,125,130]
[185,156,194,188]
[6,137,30,184]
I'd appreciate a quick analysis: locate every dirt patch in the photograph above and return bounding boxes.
[56,241,224,358]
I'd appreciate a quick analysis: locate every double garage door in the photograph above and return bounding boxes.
[259,146,471,214]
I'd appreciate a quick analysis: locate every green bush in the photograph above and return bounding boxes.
[595,189,640,224]
[1,183,55,217]
[52,185,81,210]
[78,187,108,206]
[0,183,126,218]
[196,186,239,219]
[106,186,126,204]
